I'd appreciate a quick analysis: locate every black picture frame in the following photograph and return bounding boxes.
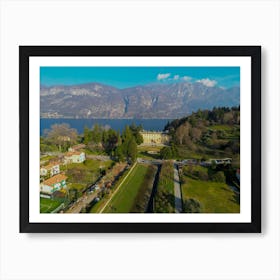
[20,46,261,233]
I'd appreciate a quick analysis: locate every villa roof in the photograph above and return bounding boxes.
[41,162,60,170]
[71,144,86,150]
[64,151,84,157]
[42,174,67,186]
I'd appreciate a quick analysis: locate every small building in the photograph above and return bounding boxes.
[40,174,68,196]
[209,158,232,165]
[68,143,86,152]
[40,163,60,177]
[64,151,86,164]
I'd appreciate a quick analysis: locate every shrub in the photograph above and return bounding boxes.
[184,198,201,213]
[211,171,226,183]
[154,161,175,213]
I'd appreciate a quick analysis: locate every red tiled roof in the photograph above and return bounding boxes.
[41,163,59,170]
[64,151,84,157]
[71,144,86,150]
[42,174,67,186]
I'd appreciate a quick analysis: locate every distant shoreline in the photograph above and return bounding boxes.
[40,118,173,135]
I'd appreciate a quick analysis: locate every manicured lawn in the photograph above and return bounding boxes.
[176,146,209,160]
[138,146,162,152]
[40,197,63,213]
[103,164,150,213]
[181,177,240,213]
[89,167,131,213]
[137,146,161,159]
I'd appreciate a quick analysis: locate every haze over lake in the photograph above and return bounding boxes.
[40,118,172,135]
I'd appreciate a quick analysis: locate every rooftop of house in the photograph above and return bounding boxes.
[70,144,86,150]
[64,151,84,157]
[41,162,60,170]
[41,174,67,186]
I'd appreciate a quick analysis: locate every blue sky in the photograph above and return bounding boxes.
[40,66,240,89]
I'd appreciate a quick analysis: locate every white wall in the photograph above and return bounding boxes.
[0,0,279,279]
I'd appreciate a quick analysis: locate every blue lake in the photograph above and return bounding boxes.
[40,118,172,135]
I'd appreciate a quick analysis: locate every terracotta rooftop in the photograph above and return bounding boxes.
[41,162,60,170]
[71,144,86,150]
[64,151,84,157]
[42,174,67,186]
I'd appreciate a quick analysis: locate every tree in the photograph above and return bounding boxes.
[115,145,125,162]
[127,138,137,162]
[92,124,102,144]
[45,123,78,151]
[68,188,78,202]
[211,171,226,183]
[102,129,119,155]
[122,125,133,142]
[160,147,173,159]
[190,127,202,142]
[175,122,190,145]
[83,126,91,144]
[129,123,143,145]
[184,198,201,213]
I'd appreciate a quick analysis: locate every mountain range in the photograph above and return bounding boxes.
[40,82,240,119]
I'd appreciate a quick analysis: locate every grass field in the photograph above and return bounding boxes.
[61,159,113,193]
[137,146,161,160]
[89,167,131,213]
[40,197,63,213]
[181,176,240,213]
[103,163,150,213]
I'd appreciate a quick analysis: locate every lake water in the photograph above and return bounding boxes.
[40,118,172,135]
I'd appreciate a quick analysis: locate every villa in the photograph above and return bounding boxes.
[140,131,170,145]
[40,163,60,177]
[64,151,86,164]
[40,174,68,197]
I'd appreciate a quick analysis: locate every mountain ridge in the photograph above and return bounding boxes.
[40,82,240,119]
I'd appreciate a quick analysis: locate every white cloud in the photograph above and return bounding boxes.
[173,75,180,80]
[182,76,192,81]
[157,73,171,80]
[196,78,217,87]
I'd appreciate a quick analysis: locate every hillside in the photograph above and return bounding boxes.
[40,82,240,119]
[164,107,240,163]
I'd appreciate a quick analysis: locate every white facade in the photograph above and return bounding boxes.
[40,174,67,195]
[40,164,60,177]
[64,152,86,164]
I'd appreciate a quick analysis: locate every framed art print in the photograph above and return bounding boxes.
[19,46,261,233]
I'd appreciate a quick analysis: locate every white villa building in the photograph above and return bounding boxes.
[140,131,170,145]
[40,174,68,197]
[64,151,86,164]
[40,163,60,177]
